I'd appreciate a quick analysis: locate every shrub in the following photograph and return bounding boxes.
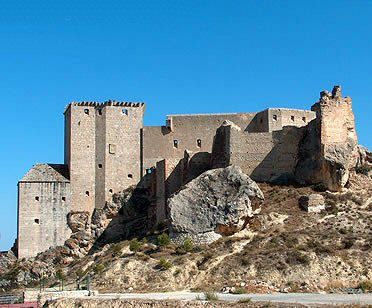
[238,298,252,303]
[157,233,170,247]
[313,183,327,192]
[286,250,310,265]
[358,280,372,292]
[129,239,142,252]
[232,287,247,294]
[158,258,172,270]
[55,269,65,281]
[204,291,219,301]
[93,263,105,275]
[176,237,194,254]
[111,243,124,256]
[355,165,371,176]
[342,238,355,249]
[76,269,84,279]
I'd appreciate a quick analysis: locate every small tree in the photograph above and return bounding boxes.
[55,269,65,291]
[157,233,170,247]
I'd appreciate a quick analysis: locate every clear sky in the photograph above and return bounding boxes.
[0,0,371,251]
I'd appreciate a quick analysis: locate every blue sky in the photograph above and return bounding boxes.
[0,0,371,251]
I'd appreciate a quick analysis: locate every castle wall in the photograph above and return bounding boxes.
[212,124,305,182]
[17,182,71,259]
[267,108,316,131]
[142,113,257,173]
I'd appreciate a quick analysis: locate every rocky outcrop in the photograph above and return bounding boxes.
[90,187,151,250]
[168,165,264,244]
[67,211,89,233]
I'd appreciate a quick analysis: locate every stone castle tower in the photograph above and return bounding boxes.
[64,102,145,212]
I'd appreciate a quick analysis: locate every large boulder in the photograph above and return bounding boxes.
[168,165,264,244]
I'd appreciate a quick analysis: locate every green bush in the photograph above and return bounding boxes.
[93,263,105,274]
[204,291,219,301]
[129,239,142,252]
[111,243,124,256]
[355,165,371,176]
[238,298,252,303]
[358,280,372,292]
[157,233,170,247]
[176,237,194,254]
[55,269,65,280]
[158,258,172,270]
[232,287,247,294]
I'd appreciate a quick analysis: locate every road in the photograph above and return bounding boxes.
[91,291,372,305]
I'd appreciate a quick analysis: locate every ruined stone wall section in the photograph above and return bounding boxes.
[229,127,304,181]
[17,182,71,259]
[142,113,257,174]
[313,89,357,146]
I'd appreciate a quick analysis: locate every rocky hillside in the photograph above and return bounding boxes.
[1,165,370,295]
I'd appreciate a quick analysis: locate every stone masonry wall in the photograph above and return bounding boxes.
[100,104,144,208]
[212,123,305,183]
[142,113,257,174]
[17,182,71,259]
[65,102,145,212]
[65,104,96,213]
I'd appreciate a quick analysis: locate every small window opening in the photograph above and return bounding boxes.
[122,108,128,115]
[109,189,113,193]
[302,116,306,122]
[35,196,39,201]
[62,197,66,202]
[128,174,133,178]
[291,115,295,122]
[146,168,152,175]
[260,118,263,123]
[84,109,89,115]
[109,144,116,154]
[34,219,40,224]
[173,140,179,148]
[98,109,102,115]
[98,163,103,169]
[197,139,202,148]
[272,115,277,121]
[85,191,90,196]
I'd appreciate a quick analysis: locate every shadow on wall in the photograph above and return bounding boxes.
[249,126,306,184]
[244,112,268,133]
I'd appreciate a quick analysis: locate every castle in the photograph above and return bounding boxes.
[17,86,358,258]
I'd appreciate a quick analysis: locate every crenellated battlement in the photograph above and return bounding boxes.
[64,101,145,114]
